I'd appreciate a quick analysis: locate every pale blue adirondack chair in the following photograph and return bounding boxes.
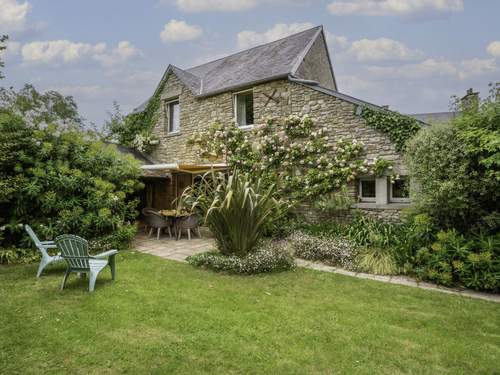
[55,234,117,292]
[25,224,64,278]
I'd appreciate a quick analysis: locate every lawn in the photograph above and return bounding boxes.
[1,251,499,374]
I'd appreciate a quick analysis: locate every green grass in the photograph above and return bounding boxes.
[1,251,499,374]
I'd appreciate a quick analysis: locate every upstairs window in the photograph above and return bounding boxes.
[234,90,254,127]
[168,100,180,133]
[390,177,410,202]
[359,179,376,202]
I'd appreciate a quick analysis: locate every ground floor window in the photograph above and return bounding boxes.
[390,177,410,202]
[359,179,376,202]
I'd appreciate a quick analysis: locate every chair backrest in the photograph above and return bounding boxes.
[142,208,158,216]
[25,225,48,257]
[55,234,90,270]
[144,212,170,228]
[178,215,199,229]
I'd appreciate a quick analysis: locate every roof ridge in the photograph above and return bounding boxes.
[186,25,323,76]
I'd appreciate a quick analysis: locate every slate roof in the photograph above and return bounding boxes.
[407,111,459,123]
[133,26,324,112]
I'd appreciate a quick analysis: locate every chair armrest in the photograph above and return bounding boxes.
[42,244,58,249]
[92,250,118,259]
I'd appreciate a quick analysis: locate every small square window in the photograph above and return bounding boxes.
[390,177,410,202]
[359,179,376,202]
[235,91,254,127]
[168,101,180,133]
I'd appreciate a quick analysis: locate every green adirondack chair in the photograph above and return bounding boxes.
[25,224,64,278]
[55,234,117,292]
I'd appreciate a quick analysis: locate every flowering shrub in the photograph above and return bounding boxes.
[131,132,159,153]
[188,115,373,202]
[187,241,296,275]
[288,231,359,270]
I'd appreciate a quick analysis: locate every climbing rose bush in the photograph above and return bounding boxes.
[188,115,376,202]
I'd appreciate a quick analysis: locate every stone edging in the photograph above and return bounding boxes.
[296,259,500,303]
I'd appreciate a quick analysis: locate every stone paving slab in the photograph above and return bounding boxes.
[132,231,215,263]
[296,259,500,303]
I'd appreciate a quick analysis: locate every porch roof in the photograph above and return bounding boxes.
[140,163,227,175]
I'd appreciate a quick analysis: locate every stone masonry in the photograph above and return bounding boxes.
[149,73,409,222]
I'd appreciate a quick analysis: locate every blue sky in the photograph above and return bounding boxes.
[1,0,499,126]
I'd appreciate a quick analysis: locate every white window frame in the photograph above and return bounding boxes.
[233,89,254,129]
[390,177,410,203]
[359,178,376,203]
[166,99,180,134]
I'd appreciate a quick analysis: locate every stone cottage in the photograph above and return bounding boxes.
[134,25,414,222]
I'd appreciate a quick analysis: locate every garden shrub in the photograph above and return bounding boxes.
[414,230,500,291]
[187,241,296,275]
[0,247,39,265]
[405,84,500,234]
[288,231,359,270]
[0,109,143,255]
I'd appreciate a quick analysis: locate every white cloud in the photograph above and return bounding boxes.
[237,22,315,49]
[0,40,21,60]
[160,20,203,43]
[21,40,140,67]
[327,0,464,16]
[366,57,498,80]
[22,40,106,64]
[487,41,500,58]
[175,0,257,12]
[94,41,141,67]
[347,37,424,62]
[0,0,31,32]
[325,32,349,50]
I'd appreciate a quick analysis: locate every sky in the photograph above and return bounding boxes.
[1,0,499,127]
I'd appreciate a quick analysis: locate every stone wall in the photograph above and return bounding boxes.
[149,73,408,222]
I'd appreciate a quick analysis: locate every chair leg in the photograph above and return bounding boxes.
[167,226,172,238]
[109,255,116,280]
[36,257,49,278]
[157,228,161,240]
[197,227,202,238]
[60,268,71,290]
[148,228,153,237]
[89,271,98,293]
[187,228,191,241]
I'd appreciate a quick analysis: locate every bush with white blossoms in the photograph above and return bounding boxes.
[288,231,359,270]
[131,132,160,153]
[187,240,296,275]
[187,115,373,202]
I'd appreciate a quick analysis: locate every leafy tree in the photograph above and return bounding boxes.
[0,84,83,128]
[405,83,500,234]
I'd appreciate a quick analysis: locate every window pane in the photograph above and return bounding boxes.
[236,92,253,126]
[169,102,180,132]
[361,180,376,198]
[392,178,409,199]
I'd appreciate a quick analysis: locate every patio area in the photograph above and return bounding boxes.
[132,227,215,262]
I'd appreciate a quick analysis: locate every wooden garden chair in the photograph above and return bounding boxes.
[55,234,117,292]
[25,224,63,278]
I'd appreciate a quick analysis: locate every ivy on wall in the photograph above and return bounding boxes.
[107,78,167,153]
[361,107,422,152]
